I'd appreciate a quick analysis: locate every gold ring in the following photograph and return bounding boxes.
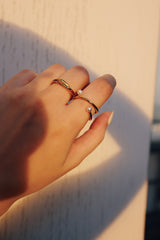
[87,106,93,120]
[51,79,76,98]
[73,96,99,120]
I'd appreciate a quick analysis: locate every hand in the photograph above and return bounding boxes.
[0,64,116,215]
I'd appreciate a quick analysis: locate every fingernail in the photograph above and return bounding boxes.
[108,111,114,125]
[102,74,116,89]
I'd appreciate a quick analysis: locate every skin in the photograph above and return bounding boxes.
[0,64,116,215]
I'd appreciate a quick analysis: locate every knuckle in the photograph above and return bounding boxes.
[43,64,66,78]
[73,65,89,77]
[41,65,90,82]
[20,69,33,74]
[20,69,36,76]
[52,64,66,72]
[41,70,53,79]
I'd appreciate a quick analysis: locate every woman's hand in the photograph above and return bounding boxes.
[0,64,116,215]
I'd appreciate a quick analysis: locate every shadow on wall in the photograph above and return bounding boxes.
[0,21,150,240]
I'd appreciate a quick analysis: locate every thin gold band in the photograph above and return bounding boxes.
[51,79,76,97]
[73,96,99,113]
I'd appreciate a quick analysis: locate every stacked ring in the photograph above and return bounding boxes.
[51,79,76,98]
[51,79,99,120]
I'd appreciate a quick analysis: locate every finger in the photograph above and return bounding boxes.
[62,112,113,173]
[43,65,90,104]
[2,69,37,89]
[29,64,67,92]
[67,74,116,134]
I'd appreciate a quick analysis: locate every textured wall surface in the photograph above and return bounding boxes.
[0,0,159,239]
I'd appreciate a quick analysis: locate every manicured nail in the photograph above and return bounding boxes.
[102,74,116,89]
[108,111,114,125]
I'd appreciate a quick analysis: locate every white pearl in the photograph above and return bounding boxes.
[88,106,92,112]
[77,89,83,95]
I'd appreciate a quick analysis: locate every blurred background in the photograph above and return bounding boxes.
[145,38,160,239]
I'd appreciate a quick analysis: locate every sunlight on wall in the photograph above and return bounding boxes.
[96,182,148,240]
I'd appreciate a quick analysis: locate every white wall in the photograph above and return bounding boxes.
[154,37,160,121]
[0,0,159,239]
